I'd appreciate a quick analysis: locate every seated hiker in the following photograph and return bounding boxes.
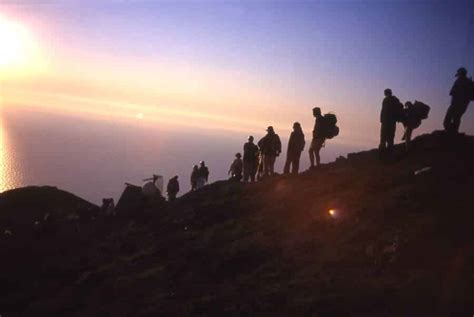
[190,165,199,191]
[166,175,180,201]
[196,161,209,189]
[258,126,282,177]
[284,122,305,174]
[228,153,243,181]
[243,136,259,182]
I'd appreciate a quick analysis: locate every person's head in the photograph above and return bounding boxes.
[312,107,321,117]
[405,101,413,109]
[248,135,254,143]
[293,122,302,131]
[193,164,198,171]
[200,161,205,167]
[384,89,392,97]
[173,175,178,180]
[266,126,274,134]
[456,67,467,78]
[235,152,242,158]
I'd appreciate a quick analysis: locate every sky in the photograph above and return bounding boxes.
[1,0,474,147]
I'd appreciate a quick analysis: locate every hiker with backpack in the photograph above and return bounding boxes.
[443,67,473,134]
[166,175,180,202]
[379,89,403,156]
[284,122,305,174]
[257,126,282,177]
[309,107,339,169]
[243,136,259,182]
[196,161,209,189]
[228,153,243,181]
[401,101,430,150]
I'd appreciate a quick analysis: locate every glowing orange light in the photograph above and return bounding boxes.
[329,209,336,216]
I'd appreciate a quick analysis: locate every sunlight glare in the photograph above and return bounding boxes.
[0,14,44,77]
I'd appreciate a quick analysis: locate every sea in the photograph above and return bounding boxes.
[0,107,364,204]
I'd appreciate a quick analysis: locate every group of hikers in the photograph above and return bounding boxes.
[160,67,473,202]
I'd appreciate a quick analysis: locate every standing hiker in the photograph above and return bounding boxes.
[166,176,180,202]
[228,153,243,181]
[284,122,305,174]
[257,126,281,177]
[190,165,199,191]
[379,89,403,155]
[243,136,259,182]
[443,67,473,134]
[309,107,326,169]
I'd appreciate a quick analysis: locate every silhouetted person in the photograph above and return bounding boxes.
[228,153,243,181]
[379,89,402,155]
[443,67,472,133]
[190,165,199,191]
[401,102,416,150]
[243,136,259,182]
[197,161,209,189]
[258,126,281,177]
[284,122,305,174]
[309,107,325,168]
[166,175,179,201]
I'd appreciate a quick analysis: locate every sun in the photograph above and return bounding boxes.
[0,14,42,74]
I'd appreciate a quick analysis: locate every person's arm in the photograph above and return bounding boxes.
[380,99,387,123]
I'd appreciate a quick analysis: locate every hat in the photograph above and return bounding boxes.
[266,126,274,132]
[455,67,467,77]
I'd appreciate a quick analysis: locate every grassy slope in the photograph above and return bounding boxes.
[1,131,473,316]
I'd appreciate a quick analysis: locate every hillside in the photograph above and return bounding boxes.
[1,131,473,316]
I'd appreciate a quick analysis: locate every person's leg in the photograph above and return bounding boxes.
[268,156,275,175]
[315,139,323,166]
[292,152,301,174]
[243,162,249,182]
[452,103,468,133]
[443,104,455,131]
[387,123,396,151]
[405,127,413,150]
[309,138,315,167]
[379,123,387,151]
[283,155,291,174]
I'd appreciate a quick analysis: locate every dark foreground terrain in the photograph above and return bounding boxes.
[1,131,473,316]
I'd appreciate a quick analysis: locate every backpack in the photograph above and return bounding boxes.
[470,78,474,101]
[412,101,430,120]
[393,97,404,122]
[322,113,339,139]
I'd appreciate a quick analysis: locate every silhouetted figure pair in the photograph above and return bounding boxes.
[228,153,243,181]
[243,136,259,182]
[190,161,209,190]
[258,126,281,177]
[379,89,403,155]
[444,67,473,134]
[166,176,179,201]
[196,161,209,189]
[284,122,305,174]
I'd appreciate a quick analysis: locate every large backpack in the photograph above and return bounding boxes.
[322,113,339,139]
[413,101,431,120]
[470,78,474,101]
[393,97,405,122]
